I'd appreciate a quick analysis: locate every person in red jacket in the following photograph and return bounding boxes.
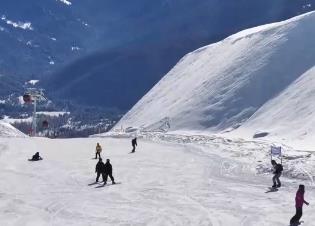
[290,184,309,225]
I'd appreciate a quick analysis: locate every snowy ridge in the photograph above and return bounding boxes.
[114,11,315,147]
[0,121,27,137]
[234,66,315,149]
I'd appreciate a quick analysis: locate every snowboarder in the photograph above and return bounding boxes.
[95,158,105,182]
[95,143,102,159]
[31,152,42,161]
[271,160,283,188]
[290,184,309,226]
[103,159,115,185]
[131,137,137,153]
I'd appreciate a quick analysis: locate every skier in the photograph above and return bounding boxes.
[131,137,137,153]
[271,160,283,188]
[290,184,309,225]
[95,158,105,183]
[31,152,42,161]
[103,159,115,185]
[95,142,102,159]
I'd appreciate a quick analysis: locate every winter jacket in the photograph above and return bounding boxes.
[132,138,137,146]
[96,145,102,153]
[296,191,305,208]
[104,162,113,174]
[95,161,105,173]
[274,164,283,174]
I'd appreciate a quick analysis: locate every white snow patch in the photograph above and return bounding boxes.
[2,116,32,124]
[26,80,39,85]
[36,111,70,117]
[71,46,80,51]
[57,0,72,5]
[0,121,27,137]
[1,15,33,30]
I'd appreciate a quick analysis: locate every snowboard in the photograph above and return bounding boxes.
[265,187,278,193]
[28,158,43,161]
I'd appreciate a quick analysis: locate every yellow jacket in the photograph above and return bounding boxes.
[96,145,102,153]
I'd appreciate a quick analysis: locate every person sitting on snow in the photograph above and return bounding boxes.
[271,160,283,188]
[31,152,42,161]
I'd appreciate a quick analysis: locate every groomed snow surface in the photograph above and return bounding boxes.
[114,11,315,150]
[0,136,314,226]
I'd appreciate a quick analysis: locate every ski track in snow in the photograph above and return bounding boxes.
[0,137,315,225]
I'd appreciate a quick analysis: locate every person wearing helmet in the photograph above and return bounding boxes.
[103,159,115,185]
[95,143,102,159]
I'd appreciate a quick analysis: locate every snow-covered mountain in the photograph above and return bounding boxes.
[235,66,315,147]
[114,11,315,145]
[44,0,315,111]
[1,0,315,125]
[0,120,26,137]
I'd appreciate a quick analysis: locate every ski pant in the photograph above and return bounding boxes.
[290,207,302,224]
[131,145,136,153]
[95,152,101,159]
[272,172,281,186]
[103,173,115,183]
[96,172,105,182]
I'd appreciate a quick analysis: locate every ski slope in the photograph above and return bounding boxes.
[114,11,315,146]
[0,137,314,226]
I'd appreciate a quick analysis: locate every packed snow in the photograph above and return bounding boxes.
[114,11,315,149]
[0,136,314,226]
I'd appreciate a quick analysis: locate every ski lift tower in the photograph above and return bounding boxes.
[23,88,47,136]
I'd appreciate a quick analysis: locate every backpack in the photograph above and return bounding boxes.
[278,164,283,172]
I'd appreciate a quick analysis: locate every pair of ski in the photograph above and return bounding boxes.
[88,181,121,188]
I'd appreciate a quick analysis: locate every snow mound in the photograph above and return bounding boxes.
[114,11,315,143]
[0,121,27,138]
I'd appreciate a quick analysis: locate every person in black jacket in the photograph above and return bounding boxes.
[131,137,137,153]
[103,159,115,185]
[95,158,105,182]
[31,152,42,161]
[271,160,283,188]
